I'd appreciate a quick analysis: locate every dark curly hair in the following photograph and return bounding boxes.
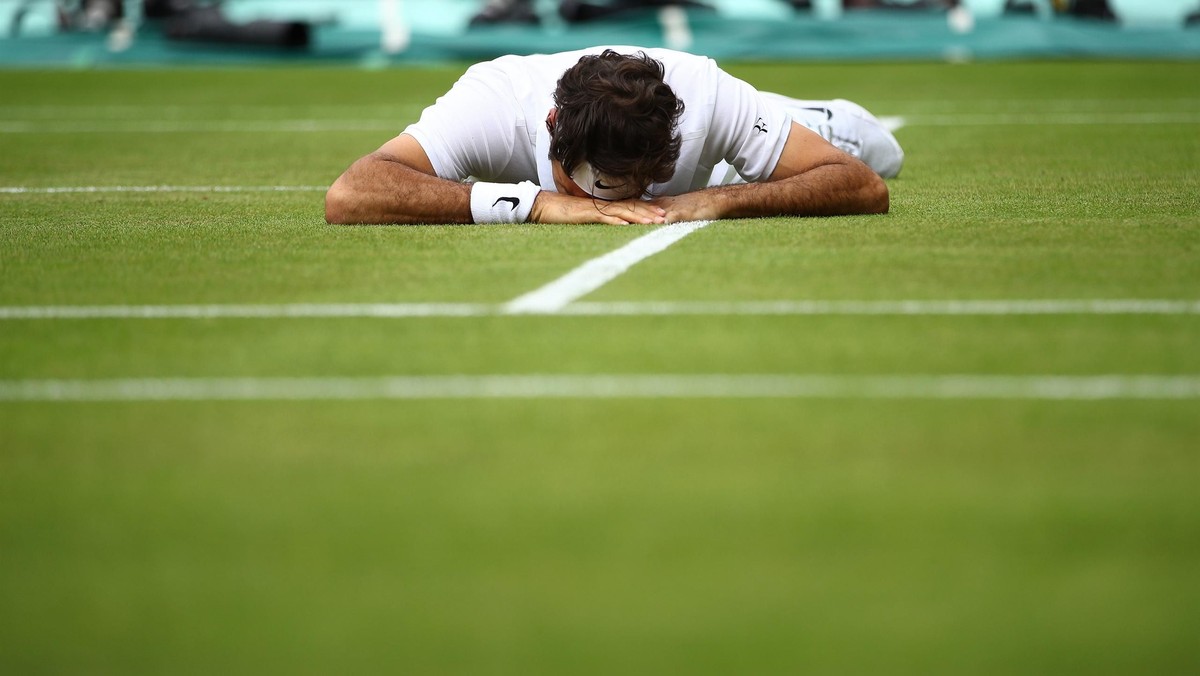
[549,50,685,197]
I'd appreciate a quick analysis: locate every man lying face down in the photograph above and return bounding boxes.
[326,47,903,226]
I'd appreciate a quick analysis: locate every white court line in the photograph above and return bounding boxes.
[2,374,1199,402]
[903,112,1200,126]
[0,303,492,320]
[3,299,1198,320]
[503,220,714,314]
[0,185,327,194]
[0,104,429,116]
[560,299,1200,316]
[0,120,401,134]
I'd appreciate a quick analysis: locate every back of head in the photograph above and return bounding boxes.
[550,49,685,198]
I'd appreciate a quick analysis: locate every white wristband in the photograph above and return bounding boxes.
[470,181,540,224]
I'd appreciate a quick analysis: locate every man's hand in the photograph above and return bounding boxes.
[647,192,726,224]
[530,191,667,225]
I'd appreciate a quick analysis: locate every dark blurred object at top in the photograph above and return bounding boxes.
[53,0,123,31]
[48,0,311,47]
[469,0,714,27]
[559,0,713,23]
[145,0,311,48]
[1010,0,1114,19]
[469,0,542,25]
[1050,0,1115,20]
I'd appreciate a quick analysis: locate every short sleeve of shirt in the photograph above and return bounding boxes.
[402,62,523,182]
[705,68,791,183]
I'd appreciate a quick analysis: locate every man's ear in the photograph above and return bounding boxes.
[545,108,557,133]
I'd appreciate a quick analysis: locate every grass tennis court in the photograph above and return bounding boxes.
[2,60,1199,673]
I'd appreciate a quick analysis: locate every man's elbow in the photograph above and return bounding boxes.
[324,183,355,225]
[866,177,890,215]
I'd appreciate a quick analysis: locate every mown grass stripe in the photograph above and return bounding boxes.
[3,375,1199,402]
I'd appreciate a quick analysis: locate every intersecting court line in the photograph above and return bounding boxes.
[502,220,714,314]
[3,374,1199,402]
[0,219,715,319]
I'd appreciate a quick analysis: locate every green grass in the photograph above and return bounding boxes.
[2,61,1199,674]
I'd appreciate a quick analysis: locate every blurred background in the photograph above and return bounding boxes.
[4,2,1200,675]
[2,0,1199,66]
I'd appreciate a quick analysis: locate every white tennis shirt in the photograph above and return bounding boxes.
[402,46,793,197]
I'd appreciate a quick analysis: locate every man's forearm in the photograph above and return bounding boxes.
[325,152,473,225]
[659,158,889,222]
[717,160,888,218]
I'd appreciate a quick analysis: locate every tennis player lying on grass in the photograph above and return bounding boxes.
[326,46,904,226]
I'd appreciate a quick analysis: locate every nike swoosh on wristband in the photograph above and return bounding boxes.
[493,197,520,210]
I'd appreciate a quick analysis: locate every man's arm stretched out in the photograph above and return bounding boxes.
[325,124,885,225]
[325,134,668,226]
[327,48,890,226]
[325,134,470,225]
[651,121,889,223]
